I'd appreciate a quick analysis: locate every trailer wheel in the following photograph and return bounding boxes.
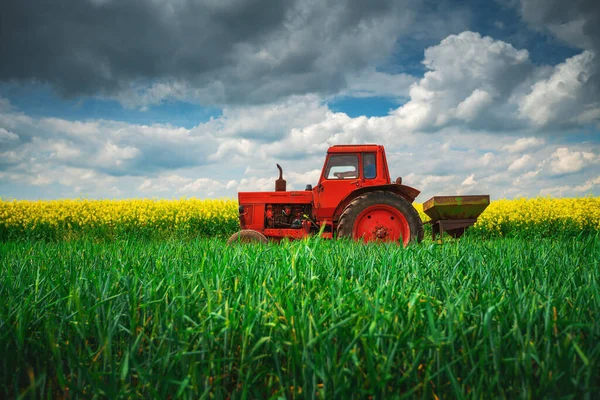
[226,229,268,245]
[337,191,423,246]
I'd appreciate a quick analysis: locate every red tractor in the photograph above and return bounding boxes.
[228,144,489,245]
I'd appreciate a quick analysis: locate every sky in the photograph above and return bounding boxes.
[1,0,599,202]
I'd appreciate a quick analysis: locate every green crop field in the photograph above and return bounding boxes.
[1,235,599,398]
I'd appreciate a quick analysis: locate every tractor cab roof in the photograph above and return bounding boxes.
[327,144,382,154]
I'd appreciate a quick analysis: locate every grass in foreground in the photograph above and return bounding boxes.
[0,235,599,398]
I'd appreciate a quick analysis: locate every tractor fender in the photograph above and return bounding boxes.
[333,184,421,221]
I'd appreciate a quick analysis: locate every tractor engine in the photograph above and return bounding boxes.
[265,204,310,229]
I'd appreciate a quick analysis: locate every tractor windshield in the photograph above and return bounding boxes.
[325,155,359,179]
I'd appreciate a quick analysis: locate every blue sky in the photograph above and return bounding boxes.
[1,0,599,201]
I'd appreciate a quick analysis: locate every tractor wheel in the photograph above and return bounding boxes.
[337,191,424,246]
[226,229,268,245]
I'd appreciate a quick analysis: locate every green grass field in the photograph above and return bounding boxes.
[1,235,599,398]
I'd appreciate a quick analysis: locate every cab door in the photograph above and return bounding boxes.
[314,153,362,219]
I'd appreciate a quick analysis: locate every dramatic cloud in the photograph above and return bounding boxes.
[2,1,600,202]
[388,27,600,133]
[391,31,534,131]
[518,0,600,54]
[1,0,416,106]
[1,93,599,199]
[517,0,600,107]
[518,51,598,127]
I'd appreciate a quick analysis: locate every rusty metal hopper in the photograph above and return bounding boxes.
[423,195,490,222]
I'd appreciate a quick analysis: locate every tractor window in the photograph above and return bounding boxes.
[363,153,376,179]
[326,155,359,179]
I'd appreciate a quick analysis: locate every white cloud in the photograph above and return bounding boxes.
[0,127,18,142]
[412,173,457,189]
[391,31,532,131]
[0,150,20,164]
[43,118,102,138]
[574,176,600,192]
[518,51,597,126]
[461,174,477,186]
[480,152,495,166]
[138,175,192,193]
[513,169,540,186]
[178,178,226,196]
[540,176,600,197]
[508,154,534,171]
[0,105,223,176]
[31,174,53,186]
[203,95,328,141]
[454,89,494,121]
[1,163,120,195]
[286,169,323,189]
[549,147,599,175]
[210,139,258,161]
[259,112,381,160]
[502,137,545,153]
[95,142,141,168]
[235,177,274,192]
[48,141,83,160]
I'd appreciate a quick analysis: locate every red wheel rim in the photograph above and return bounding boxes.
[352,205,411,245]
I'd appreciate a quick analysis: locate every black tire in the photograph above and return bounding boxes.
[337,190,424,244]
[226,229,268,245]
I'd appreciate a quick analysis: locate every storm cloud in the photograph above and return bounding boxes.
[1,0,414,105]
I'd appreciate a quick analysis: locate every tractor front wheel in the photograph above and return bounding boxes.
[337,191,423,246]
[226,229,268,245]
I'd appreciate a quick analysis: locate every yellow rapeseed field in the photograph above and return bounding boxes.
[1,196,599,240]
[474,196,600,235]
[0,198,239,240]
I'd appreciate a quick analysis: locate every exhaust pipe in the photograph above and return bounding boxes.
[275,164,286,191]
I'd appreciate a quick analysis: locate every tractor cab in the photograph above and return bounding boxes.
[318,145,390,183]
[313,145,392,219]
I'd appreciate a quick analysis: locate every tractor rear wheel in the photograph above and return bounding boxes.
[226,229,268,245]
[337,191,423,246]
